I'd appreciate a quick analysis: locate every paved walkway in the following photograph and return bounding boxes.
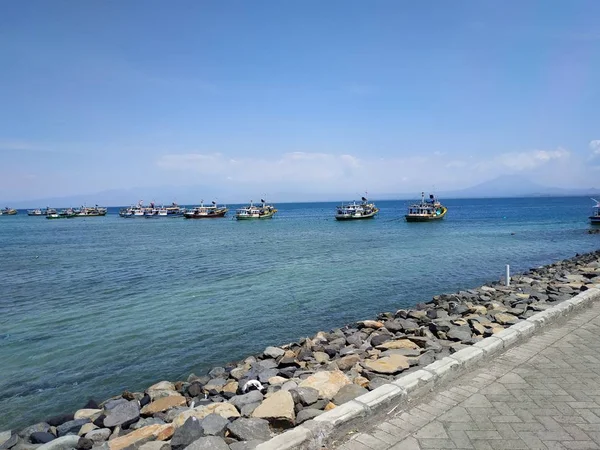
[334,301,600,450]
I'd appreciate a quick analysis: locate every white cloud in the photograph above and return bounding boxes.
[590,140,600,155]
[491,148,570,171]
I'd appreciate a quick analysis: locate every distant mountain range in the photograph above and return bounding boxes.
[4,175,600,208]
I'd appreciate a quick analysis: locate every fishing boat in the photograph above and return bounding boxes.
[2,207,17,215]
[28,209,44,216]
[47,210,76,219]
[165,203,186,217]
[73,205,107,217]
[590,199,600,225]
[335,196,379,220]
[405,192,447,222]
[184,201,228,219]
[235,200,277,220]
[145,208,168,218]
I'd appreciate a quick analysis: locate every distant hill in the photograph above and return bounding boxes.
[4,175,600,207]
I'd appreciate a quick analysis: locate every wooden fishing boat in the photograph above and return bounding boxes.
[590,199,600,225]
[405,192,447,222]
[235,200,277,220]
[335,195,379,220]
[184,201,228,219]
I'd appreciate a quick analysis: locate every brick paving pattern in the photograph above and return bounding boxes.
[335,301,600,450]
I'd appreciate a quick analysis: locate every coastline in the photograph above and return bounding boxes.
[2,249,600,450]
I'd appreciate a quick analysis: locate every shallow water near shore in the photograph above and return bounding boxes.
[0,196,598,430]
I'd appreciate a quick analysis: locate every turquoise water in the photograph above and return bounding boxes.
[0,197,598,430]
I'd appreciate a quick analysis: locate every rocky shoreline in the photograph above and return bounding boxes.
[2,250,600,450]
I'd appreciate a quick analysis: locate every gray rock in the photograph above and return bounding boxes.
[345,332,366,347]
[187,382,204,398]
[229,391,264,410]
[228,440,263,450]
[240,402,261,417]
[103,400,140,428]
[56,420,89,437]
[208,367,226,378]
[226,418,271,442]
[0,432,18,450]
[138,443,170,450]
[417,350,436,366]
[203,378,227,396]
[171,417,204,450]
[257,369,279,383]
[83,428,110,444]
[369,334,391,347]
[183,436,229,450]
[395,319,419,332]
[37,436,80,450]
[131,418,165,430]
[290,387,319,406]
[368,377,389,391]
[18,424,51,440]
[103,399,128,411]
[446,326,472,342]
[75,438,92,450]
[263,346,285,359]
[253,360,277,371]
[200,414,228,437]
[29,433,55,445]
[332,385,368,405]
[295,409,324,424]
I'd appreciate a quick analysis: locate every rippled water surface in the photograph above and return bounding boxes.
[0,197,598,429]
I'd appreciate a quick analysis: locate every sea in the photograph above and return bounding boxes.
[0,197,598,430]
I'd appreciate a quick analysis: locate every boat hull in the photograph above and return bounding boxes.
[184,212,227,219]
[590,216,600,225]
[405,207,448,222]
[335,210,378,220]
[236,211,276,220]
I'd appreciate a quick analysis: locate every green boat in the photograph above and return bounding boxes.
[235,200,277,220]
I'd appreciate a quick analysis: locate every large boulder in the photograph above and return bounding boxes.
[146,381,179,400]
[298,371,351,399]
[0,432,17,450]
[332,384,368,405]
[229,391,264,411]
[57,419,90,437]
[74,410,101,421]
[170,417,203,450]
[18,423,51,440]
[296,409,324,424]
[84,428,111,444]
[375,339,420,350]
[184,436,229,450]
[140,395,187,415]
[226,418,271,442]
[172,403,240,428]
[251,391,295,426]
[263,346,285,359]
[101,424,173,450]
[337,355,360,371]
[37,436,80,450]
[289,387,319,407]
[363,354,410,375]
[103,400,140,429]
[200,414,228,437]
[30,432,56,444]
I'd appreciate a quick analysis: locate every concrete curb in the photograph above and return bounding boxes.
[255,287,600,450]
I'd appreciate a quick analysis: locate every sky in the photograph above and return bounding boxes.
[1,1,599,204]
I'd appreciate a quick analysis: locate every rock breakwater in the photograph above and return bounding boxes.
[3,250,600,450]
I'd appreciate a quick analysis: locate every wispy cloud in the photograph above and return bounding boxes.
[590,140,600,156]
[487,148,570,171]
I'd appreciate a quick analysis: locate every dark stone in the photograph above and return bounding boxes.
[18,423,51,439]
[322,346,339,358]
[332,385,368,405]
[310,399,329,410]
[418,351,436,366]
[290,387,319,406]
[57,419,90,437]
[201,414,229,437]
[296,409,324,424]
[240,402,261,417]
[447,326,472,342]
[204,378,227,396]
[83,399,99,410]
[30,432,56,444]
[368,377,390,390]
[370,334,391,347]
[226,418,271,442]
[345,332,366,347]
[103,400,140,429]
[47,414,75,427]
[187,381,204,398]
[92,414,106,428]
[208,367,227,378]
[171,417,204,450]
[139,394,151,408]
[253,360,277,371]
[230,391,264,410]
[278,355,300,368]
[192,397,212,407]
[184,436,229,450]
[449,304,469,315]
[76,437,93,450]
[257,369,279,383]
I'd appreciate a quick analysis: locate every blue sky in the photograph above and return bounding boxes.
[1,1,599,203]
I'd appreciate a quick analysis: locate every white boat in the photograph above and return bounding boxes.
[28,209,43,216]
[235,200,277,220]
[145,208,168,218]
[335,195,379,220]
